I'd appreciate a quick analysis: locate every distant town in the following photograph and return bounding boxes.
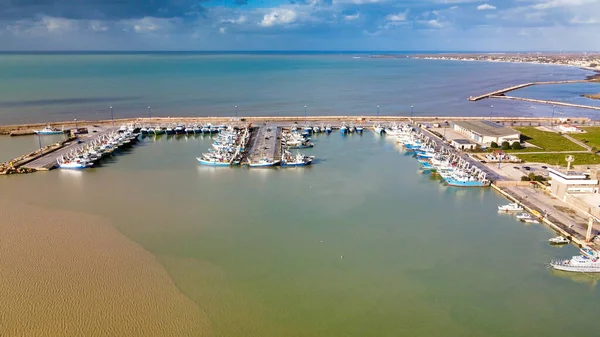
[409,52,600,72]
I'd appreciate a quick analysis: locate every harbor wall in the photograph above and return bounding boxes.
[490,183,593,248]
[0,115,592,135]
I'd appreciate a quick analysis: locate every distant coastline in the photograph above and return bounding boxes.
[582,93,600,100]
[402,52,600,75]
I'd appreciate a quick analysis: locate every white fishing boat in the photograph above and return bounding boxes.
[373,123,384,134]
[339,122,348,134]
[249,157,280,167]
[498,202,523,212]
[325,125,332,133]
[550,247,600,273]
[34,125,64,135]
[281,152,314,167]
[196,156,231,167]
[549,236,570,245]
[516,212,532,220]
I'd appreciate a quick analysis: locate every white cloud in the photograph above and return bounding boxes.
[222,15,247,25]
[219,27,226,34]
[333,0,382,4]
[425,19,444,28]
[477,4,496,10]
[343,13,360,21]
[385,10,409,22]
[260,8,298,27]
[89,21,108,32]
[41,16,75,33]
[570,16,599,24]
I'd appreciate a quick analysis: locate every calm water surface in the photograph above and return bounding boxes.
[0,53,597,124]
[0,132,598,336]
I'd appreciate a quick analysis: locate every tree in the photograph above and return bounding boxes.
[592,146,598,154]
[501,141,511,150]
[528,172,536,181]
[521,175,530,181]
[490,141,498,148]
[511,141,522,150]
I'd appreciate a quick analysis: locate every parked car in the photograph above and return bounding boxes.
[523,166,531,171]
[513,166,520,170]
[541,166,548,169]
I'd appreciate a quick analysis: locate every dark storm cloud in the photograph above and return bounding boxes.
[0,0,207,20]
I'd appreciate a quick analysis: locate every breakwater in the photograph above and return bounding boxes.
[468,80,592,102]
[495,95,600,111]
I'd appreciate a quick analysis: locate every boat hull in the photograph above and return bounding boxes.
[197,158,231,166]
[35,131,64,135]
[550,263,600,273]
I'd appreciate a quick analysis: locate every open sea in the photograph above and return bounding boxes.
[1,53,600,336]
[0,52,598,124]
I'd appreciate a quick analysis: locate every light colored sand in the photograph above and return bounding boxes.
[0,197,214,337]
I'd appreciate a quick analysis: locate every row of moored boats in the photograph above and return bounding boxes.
[382,123,490,187]
[56,129,139,169]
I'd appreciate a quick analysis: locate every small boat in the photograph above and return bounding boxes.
[356,125,364,133]
[196,157,231,167]
[174,124,186,135]
[165,126,175,135]
[373,124,384,134]
[249,157,280,167]
[313,125,321,133]
[550,246,600,273]
[498,202,523,212]
[515,212,532,220]
[325,125,332,133]
[303,124,313,133]
[549,236,570,245]
[34,125,64,135]
[340,122,348,134]
[281,152,314,167]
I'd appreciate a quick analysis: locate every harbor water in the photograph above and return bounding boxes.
[0,132,599,336]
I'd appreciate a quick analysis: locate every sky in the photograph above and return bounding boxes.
[0,0,599,51]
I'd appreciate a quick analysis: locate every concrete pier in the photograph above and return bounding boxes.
[19,127,118,171]
[468,80,590,102]
[491,95,600,111]
[242,123,281,165]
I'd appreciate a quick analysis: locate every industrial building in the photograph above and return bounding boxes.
[548,168,599,199]
[452,121,521,146]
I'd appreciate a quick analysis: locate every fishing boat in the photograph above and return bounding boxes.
[445,170,488,187]
[303,124,313,133]
[174,124,186,135]
[196,156,231,167]
[515,212,532,220]
[34,125,64,135]
[325,125,332,133]
[340,122,348,134]
[165,125,175,135]
[288,142,314,149]
[153,127,165,135]
[249,157,280,167]
[549,236,570,245]
[498,202,524,212]
[313,125,321,133]
[550,246,600,273]
[281,152,314,167]
[56,156,93,169]
[373,124,384,134]
[355,125,364,133]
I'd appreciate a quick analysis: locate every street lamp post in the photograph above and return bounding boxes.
[110,106,114,125]
[38,133,43,155]
[551,105,556,128]
[74,119,78,142]
[235,105,238,119]
[148,106,152,119]
[304,105,307,123]
[377,105,380,118]
[410,105,414,121]
[490,105,494,120]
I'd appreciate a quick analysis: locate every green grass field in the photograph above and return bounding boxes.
[571,127,600,150]
[515,127,585,151]
[517,153,600,166]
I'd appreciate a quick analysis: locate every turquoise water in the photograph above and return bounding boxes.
[0,132,598,336]
[0,53,596,124]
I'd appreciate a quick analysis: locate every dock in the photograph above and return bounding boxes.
[242,123,281,165]
[491,95,600,111]
[19,127,118,171]
[468,80,590,101]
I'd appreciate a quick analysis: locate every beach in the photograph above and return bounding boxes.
[0,196,213,336]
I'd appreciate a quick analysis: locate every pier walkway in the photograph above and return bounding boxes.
[243,123,281,165]
[22,127,118,171]
[468,80,589,102]
[491,95,600,111]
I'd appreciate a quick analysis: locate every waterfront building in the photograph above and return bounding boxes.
[548,168,599,199]
[451,138,477,150]
[452,121,521,146]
